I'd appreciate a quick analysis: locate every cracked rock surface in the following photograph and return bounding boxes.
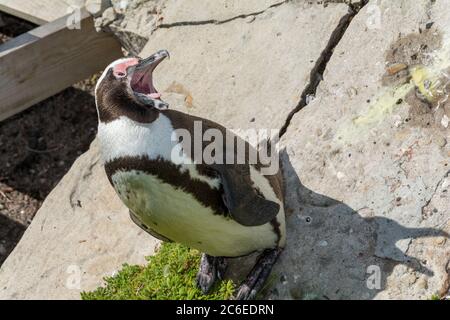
[0,0,449,299]
[159,0,284,25]
[141,0,349,131]
[277,0,449,299]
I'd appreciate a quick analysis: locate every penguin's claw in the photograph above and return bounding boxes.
[196,271,215,294]
[233,247,283,300]
[196,254,229,294]
[235,284,256,300]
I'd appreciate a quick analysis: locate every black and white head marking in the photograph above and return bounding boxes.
[95,50,170,123]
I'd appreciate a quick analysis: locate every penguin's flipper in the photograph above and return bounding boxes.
[217,164,280,226]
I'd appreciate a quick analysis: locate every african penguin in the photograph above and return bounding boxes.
[95,50,286,300]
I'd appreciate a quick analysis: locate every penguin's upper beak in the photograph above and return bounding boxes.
[135,50,170,72]
[130,50,170,101]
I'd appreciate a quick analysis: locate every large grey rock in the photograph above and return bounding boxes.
[86,0,111,17]
[95,0,166,55]
[142,1,350,131]
[3,0,448,301]
[94,0,314,54]
[0,1,351,299]
[274,0,450,299]
[0,141,159,299]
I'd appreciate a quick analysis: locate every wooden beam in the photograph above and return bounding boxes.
[0,9,123,121]
[0,0,70,25]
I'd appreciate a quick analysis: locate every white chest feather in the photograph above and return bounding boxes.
[111,170,280,257]
[97,115,220,188]
[98,114,174,162]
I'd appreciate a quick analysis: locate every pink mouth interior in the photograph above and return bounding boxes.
[130,67,161,99]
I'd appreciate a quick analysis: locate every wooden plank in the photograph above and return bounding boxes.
[0,0,70,25]
[0,9,123,121]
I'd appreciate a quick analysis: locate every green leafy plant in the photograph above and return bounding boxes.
[429,294,441,300]
[81,242,235,300]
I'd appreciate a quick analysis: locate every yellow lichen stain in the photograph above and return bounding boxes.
[336,40,450,145]
[335,83,413,143]
[394,129,411,141]
[353,83,413,126]
[410,66,444,103]
[411,41,450,105]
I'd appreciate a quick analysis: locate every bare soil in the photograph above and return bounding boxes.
[0,13,99,265]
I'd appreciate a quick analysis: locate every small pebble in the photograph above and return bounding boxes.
[318,240,328,247]
[393,115,402,127]
[101,7,117,25]
[416,277,428,290]
[434,237,446,245]
[434,135,447,148]
[246,16,256,23]
[305,94,315,105]
[441,115,449,128]
[403,273,418,285]
[336,172,345,180]
[347,87,358,97]
[386,63,407,75]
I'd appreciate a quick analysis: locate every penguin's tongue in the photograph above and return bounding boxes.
[130,68,161,99]
[149,93,161,99]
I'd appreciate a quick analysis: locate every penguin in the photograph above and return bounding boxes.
[95,50,286,300]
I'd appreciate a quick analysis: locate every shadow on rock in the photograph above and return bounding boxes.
[226,150,448,300]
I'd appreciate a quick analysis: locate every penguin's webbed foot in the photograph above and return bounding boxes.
[196,254,227,294]
[235,247,283,300]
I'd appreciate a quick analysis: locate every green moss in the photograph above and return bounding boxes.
[430,294,441,300]
[81,243,235,300]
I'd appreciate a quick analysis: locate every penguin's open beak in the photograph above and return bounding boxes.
[130,50,170,101]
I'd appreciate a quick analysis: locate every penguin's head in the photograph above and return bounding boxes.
[95,50,170,121]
